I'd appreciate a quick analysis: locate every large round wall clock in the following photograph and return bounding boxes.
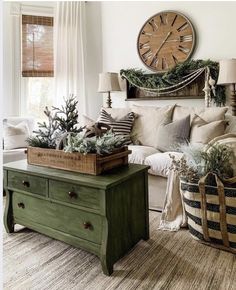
[137,11,196,72]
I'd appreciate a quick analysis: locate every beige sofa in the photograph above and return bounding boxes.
[101,105,236,211]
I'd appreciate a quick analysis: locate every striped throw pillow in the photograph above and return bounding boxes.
[98,109,135,144]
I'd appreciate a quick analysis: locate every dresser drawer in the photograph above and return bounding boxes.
[13,192,102,244]
[49,179,102,210]
[8,171,47,196]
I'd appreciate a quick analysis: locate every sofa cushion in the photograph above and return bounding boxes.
[3,121,30,150]
[190,115,226,144]
[131,105,174,148]
[128,145,160,165]
[145,151,183,177]
[173,105,228,123]
[156,115,190,152]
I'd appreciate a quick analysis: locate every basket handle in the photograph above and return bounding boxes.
[198,172,229,247]
[214,174,230,248]
[198,174,210,242]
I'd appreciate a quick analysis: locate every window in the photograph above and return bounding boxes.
[22,15,54,77]
[21,14,54,121]
[21,77,54,121]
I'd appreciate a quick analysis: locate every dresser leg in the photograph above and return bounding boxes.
[4,190,15,233]
[100,219,114,275]
[101,259,113,276]
[143,232,150,241]
[143,172,150,241]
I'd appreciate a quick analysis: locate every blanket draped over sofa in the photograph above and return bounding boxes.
[86,105,236,231]
[159,133,236,231]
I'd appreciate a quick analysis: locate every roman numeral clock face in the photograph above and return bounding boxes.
[137,11,196,72]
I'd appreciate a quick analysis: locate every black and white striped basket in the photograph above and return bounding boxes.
[180,173,236,254]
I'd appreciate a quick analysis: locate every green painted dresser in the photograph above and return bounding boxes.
[3,160,149,275]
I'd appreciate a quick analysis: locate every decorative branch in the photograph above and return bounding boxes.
[52,95,83,134]
[27,107,58,148]
[64,131,128,155]
[170,143,234,183]
[27,96,84,149]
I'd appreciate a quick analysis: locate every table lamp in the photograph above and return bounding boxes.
[217,59,236,116]
[98,72,121,108]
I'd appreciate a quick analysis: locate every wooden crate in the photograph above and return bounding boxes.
[27,146,131,175]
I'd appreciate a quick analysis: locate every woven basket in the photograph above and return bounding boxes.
[180,173,236,254]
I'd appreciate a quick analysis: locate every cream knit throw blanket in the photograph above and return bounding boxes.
[159,133,236,231]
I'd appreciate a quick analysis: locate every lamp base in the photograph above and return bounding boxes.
[106,91,112,108]
[231,84,236,116]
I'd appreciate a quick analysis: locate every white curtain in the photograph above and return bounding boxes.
[54,1,87,118]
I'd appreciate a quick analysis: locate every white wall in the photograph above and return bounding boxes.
[3,1,236,117]
[101,1,236,109]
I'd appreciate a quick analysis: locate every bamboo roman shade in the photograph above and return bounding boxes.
[22,15,54,77]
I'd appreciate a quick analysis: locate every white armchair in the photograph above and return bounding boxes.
[3,117,35,164]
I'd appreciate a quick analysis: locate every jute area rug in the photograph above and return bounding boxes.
[3,211,236,290]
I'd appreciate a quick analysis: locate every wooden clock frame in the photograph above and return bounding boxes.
[137,10,196,73]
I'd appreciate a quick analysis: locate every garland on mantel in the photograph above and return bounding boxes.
[120,60,226,107]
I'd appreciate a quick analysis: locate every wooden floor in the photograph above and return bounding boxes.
[3,210,236,290]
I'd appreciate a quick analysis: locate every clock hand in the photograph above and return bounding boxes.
[154,31,172,56]
[165,36,193,43]
[165,39,179,42]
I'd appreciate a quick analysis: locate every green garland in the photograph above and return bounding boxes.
[120,59,226,106]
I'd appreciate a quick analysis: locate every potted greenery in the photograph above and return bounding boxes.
[26,97,131,175]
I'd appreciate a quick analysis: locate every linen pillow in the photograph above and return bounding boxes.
[131,105,175,148]
[190,115,226,144]
[98,109,135,143]
[3,121,30,150]
[155,115,191,152]
[173,105,228,123]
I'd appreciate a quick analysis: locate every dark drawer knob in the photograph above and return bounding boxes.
[18,202,25,209]
[83,222,92,229]
[22,180,30,187]
[68,191,77,199]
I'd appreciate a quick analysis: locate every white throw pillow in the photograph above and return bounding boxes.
[145,151,183,177]
[131,105,174,148]
[3,122,30,150]
[128,145,160,165]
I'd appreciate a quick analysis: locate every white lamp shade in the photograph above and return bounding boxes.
[217,59,236,85]
[98,72,121,92]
